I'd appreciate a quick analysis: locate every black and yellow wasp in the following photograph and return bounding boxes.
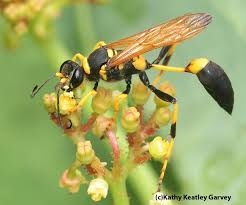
[31,13,234,191]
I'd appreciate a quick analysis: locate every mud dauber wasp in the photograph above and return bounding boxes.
[32,13,234,191]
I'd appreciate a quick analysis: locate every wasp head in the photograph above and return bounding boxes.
[59,60,84,91]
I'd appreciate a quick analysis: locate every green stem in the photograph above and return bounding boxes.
[104,127,161,205]
[109,178,130,205]
[128,163,158,205]
[74,4,97,54]
[67,160,81,178]
[39,37,70,69]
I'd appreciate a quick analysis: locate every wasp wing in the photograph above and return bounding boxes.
[106,13,212,68]
[106,28,149,50]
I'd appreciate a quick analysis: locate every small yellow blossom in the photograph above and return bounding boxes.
[76,141,95,165]
[149,136,170,160]
[87,178,108,202]
[58,92,77,115]
[132,81,150,105]
[154,82,176,108]
[92,116,114,138]
[121,107,140,133]
[153,107,171,127]
[92,87,112,114]
[43,93,56,113]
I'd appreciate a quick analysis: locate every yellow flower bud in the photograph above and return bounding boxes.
[131,81,150,105]
[3,3,24,21]
[149,136,169,160]
[57,92,77,115]
[153,107,171,127]
[43,93,56,113]
[121,107,140,133]
[154,81,176,108]
[87,178,108,202]
[92,116,114,138]
[14,21,28,36]
[92,87,112,114]
[76,141,95,165]
[28,0,46,13]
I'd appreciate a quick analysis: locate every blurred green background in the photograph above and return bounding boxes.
[0,0,245,205]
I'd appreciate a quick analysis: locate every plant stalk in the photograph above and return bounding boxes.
[109,177,130,205]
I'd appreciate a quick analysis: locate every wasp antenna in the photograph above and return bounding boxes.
[31,75,55,98]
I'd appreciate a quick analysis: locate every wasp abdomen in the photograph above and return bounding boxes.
[197,61,234,114]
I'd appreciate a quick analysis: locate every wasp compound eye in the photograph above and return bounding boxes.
[196,61,234,114]
[70,67,84,89]
[60,60,79,77]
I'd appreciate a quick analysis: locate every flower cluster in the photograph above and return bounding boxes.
[43,80,176,202]
[0,0,108,48]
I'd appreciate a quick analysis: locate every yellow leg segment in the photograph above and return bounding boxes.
[157,103,178,192]
[70,90,97,112]
[72,53,91,75]
[113,94,128,112]
[152,70,164,86]
[152,45,176,86]
[93,41,107,51]
[72,53,85,63]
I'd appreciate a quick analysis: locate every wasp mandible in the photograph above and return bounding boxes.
[31,13,234,191]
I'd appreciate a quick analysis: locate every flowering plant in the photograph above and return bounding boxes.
[43,80,176,204]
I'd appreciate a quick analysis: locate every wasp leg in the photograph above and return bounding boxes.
[71,53,91,75]
[152,46,171,64]
[139,71,178,192]
[70,82,99,113]
[93,41,107,51]
[72,53,85,63]
[152,45,176,86]
[113,77,131,112]
[156,104,178,192]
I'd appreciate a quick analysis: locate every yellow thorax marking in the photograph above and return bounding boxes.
[118,64,124,70]
[107,49,114,58]
[99,65,107,81]
[132,55,147,71]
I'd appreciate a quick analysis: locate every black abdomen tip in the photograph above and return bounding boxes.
[197,61,234,115]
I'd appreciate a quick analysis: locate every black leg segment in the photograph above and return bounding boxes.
[139,72,176,103]
[139,71,177,139]
[123,76,132,94]
[152,46,171,64]
[93,81,99,91]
